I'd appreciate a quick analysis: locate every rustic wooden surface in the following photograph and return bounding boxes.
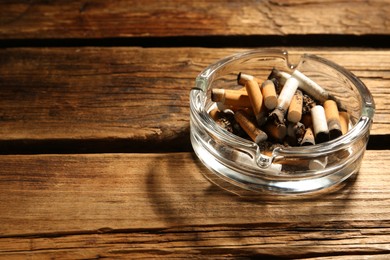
[1,0,390,39]
[0,1,389,259]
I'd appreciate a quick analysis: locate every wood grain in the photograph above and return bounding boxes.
[0,0,390,39]
[0,150,389,258]
[0,47,388,152]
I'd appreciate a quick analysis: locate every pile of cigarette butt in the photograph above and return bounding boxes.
[209,68,350,150]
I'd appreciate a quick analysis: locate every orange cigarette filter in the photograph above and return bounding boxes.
[324,100,342,139]
[261,79,278,110]
[234,110,267,144]
[245,79,266,126]
[211,88,251,107]
[287,90,303,123]
[237,72,263,86]
[339,111,350,135]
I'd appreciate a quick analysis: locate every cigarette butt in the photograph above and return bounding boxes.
[287,90,303,123]
[270,78,282,94]
[245,79,267,126]
[339,111,350,135]
[209,107,221,121]
[234,110,268,144]
[264,121,287,141]
[237,72,262,86]
[267,68,290,88]
[287,122,306,145]
[211,88,251,107]
[292,69,329,102]
[311,105,329,143]
[324,100,342,139]
[302,93,316,115]
[261,79,278,110]
[300,127,315,146]
[309,157,328,170]
[277,77,300,113]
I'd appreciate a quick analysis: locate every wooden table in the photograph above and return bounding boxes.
[0,1,389,259]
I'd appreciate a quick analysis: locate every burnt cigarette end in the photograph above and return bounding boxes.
[300,127,315,146]
[315,132,330,144]
[324,99,342,140]
[265,121,287,142]
[237,72,242,85]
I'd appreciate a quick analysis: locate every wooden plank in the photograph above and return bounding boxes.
[0,150,389,258]
[0,1,390,39]
[0,47,388,153]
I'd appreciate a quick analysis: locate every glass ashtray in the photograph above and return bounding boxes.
[190,49,375,195]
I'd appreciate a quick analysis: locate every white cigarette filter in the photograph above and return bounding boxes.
[277,77,300,113]
[292,70,329,102]
[311,105,329,143]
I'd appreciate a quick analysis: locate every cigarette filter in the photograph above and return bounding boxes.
[324,100,342,139]
[339,111,350,135]
[287,89,303,123]
[261,79,278,110]
[211,88,251,107]
[311,105,329,143]
[277,77,300,112]
[237,72,262,86]
[245,79,267,126]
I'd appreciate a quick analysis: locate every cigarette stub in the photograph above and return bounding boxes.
[237,72,262,86]
[261,79,278,110]
[211,88,251,107]
[269,77,300,125]
[277,77,300,113]
[245,79,267,126]
[292,70,329,102]
[309,157,328,170]
[208,107,220,121]
[234,110,267,144]
[268,68,290,88]
[287,122,305,146]
[339,111,350,135]
[324,100,342,139]
[287,89,303,123]
[208,68,351,152]
[311,105,329,143]
[264,121,287,141]
[300,127,315,146]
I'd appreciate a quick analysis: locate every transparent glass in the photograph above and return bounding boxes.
[190,49,375,195]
